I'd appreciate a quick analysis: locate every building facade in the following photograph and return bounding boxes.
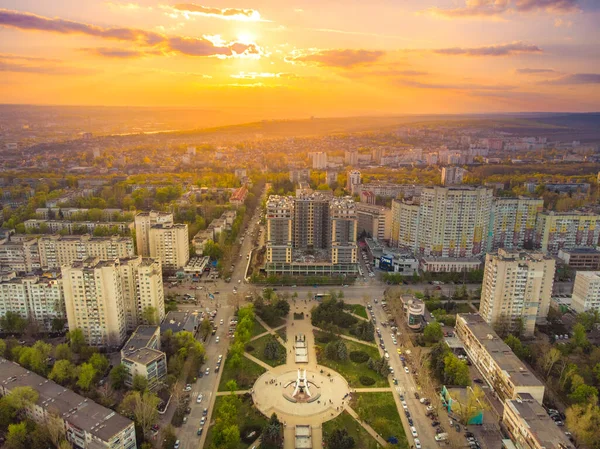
[534,212,600,255]
[488,197,543,252]
[134,211,173,257]
[479,249,555,337]
[355,203,392,241]
[148,223,189,269]
[0,237,40,272]
[120,325,166,391]
[441,166,467,186]
[571,271,600,313]
[346,170,361,194]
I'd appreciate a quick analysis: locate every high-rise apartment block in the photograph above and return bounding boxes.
[310,152,328,169]
[0,273,65,331]
[479,249,555,336]
[393,186,493,258]
[62,256,165,348]
[344,150,358,166]
[38,234,134,269]
[0,236,40,272]
[441,166,467,186]
[346,170,361,194]
[488,197,543,252]
[571,271,600,313]
[148,223,189,269]
[355,203,391,241]
[534,212,600,255]
[134,211,173,257]
[266,193,357,275]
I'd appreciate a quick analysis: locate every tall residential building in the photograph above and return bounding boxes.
[38,234,134,269]
[441,166,467,186]
[488,197,543,252]
[344,150,358,166]
[148,223,189,269]
[0,274,65,332]
[534,212,600,255]
[391,198,419,250]
[355,203,392,241]
[266,196,294,264]
[310,152,328,169]
[134,211,174,257]
[346,170,361,194]
[416,186,493,257]
[265,193,357,274]
[325,171,338,187]
[0,358,136,449]
[479,249,555,337]
[0,236,40,272]
[571,271,600,313]
[62,256,165,348]
[289,169,311,184]
[372,148,385,165]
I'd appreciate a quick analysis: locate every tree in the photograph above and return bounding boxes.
[424,322,443,344]
[120,390,160,439]
[261,413,283,449]
[541,347,562,378]
[454,386,489,425]
[566,402,600,449]
[5,386,39,412]
[0,312,28,334]
[110,364,129,390]
[89,353,109,374]
[264,338,281,361]
[133,374,148,392]
[49,359,76,384]
[504,334,531,360]
[6,421,28,449]
[0,338,6,357]
[141,306,159,325]
[570,384,599,405]
[45,413,67,448]
[51,318,66,333]
[76,363,97,390]
[573,323,589,349]
[443,353,471,386]
[53,343,72,362]
[200,318,213,340]
[67,329,86,353]
[326,428,355,449]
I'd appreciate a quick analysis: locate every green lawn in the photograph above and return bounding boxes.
[350,393,408,448]
[247,333,287,367]
[218,353,266,391]
[347,304,368,319]
[204,394,267,449]
[260,315,286,329]
[276,325,287,342]
[314,330,387,387]
[251,318,268,337]
[322,410,379,449]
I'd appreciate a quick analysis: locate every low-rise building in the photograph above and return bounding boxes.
[23,219,133,235]
[558,248,600,270]
[503,393,574,449]
[160,310,198,335]
[420,257,482,273]
[440,386,484,425]
[400,295,425,330]
[365,238,419,276]
[455,313,545,404]
[0,357,136,449]
[120,325,166,391]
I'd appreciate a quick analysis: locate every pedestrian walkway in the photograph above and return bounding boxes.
[243,351,273,370]
[345,405,389,446]
[332,330,378,348]
[215,390,250,396]
[249,323,286,342]
[254,315,287,346]
[353,387,392,393]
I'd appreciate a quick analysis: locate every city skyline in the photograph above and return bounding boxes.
[0,0,599,115]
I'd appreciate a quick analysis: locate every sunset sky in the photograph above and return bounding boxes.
[0,0,599,116]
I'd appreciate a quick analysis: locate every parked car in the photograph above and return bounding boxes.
[174,440,180,449]
[197,427,203,436]
[410,426,418,437]
[414,439,421,449]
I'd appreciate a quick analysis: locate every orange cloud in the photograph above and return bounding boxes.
[289,49,385,68]
[427,0,580,18]
[433,41,542,56]
[170,3,263,21]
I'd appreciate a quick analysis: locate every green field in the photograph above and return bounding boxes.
[276,325,287,342]
[314,330,387,387]
[251,318,268,337]
[350,393,408,448]
[347,304,368,319]
[218,353,266,391]
[247,333,287,367]
[322,410,379,449]
[204,394,267,449]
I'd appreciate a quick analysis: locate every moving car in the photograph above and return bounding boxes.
[174,440,180,449]
[196,394,203,404]
[404,367,410,374]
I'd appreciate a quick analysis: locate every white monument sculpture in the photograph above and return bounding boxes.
[292,368,312,399]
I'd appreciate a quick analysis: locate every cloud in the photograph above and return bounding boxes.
[170,3,262,21]
[0,53,60,62]
[397,79,516,90]
[516,67,559,75]
[540,73,600,84]
[341,69,429,80]
[0,60,96,75]
[433,41,542,56]
[290,49,385,68]
[82,47,160,58]
[0,9,261,58]
[427,0,580,18]
[231,72,297,79]
[554,17,573,27]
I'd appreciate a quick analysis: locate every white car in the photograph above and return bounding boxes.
[410,426,418,437]
[215,336,220,343]
[184,384,192,392]
[414,439,421,449]
[174,440,180,449]
[404,367,410,374]
[218,354,223,361]
[402,401,408,410]
[220,319,224,325]
[196,394,203,403]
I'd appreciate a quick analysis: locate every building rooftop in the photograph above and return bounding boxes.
[559,247,600,255]
[457,314,544,388]
[0,358,133,442]
[495,249,550,262]
[122,347,164,365]
[160,311,198,335]
[506,393,574,449]
[121,325,159,354]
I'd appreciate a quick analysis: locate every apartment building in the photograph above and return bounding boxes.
[148,223,189,270]
[503,393,574,449]
[558,248,600,270]
[455,313,545,404]
[0,358,136,449]
[391,199,419,250]
[265,193,358,275]
[441,166,467,186]
[0,274,65,331]
[0,236,40,272]
[38,234,134,269]
[355,203,391,241]
[62,256,165,348]
[120,325,166,390]
[479,249,555,337]
[134,211,173,257]
[311,152,328,169]
[346,170,361,193]
[571,271,600,313]
[488,197,543,252]
[23,219,133,235]
[534,212,600,255]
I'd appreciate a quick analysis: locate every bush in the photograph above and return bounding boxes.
[359,376,376,386]
[349,351,370,363]
[245,344,255,352]
[316,332,336,344]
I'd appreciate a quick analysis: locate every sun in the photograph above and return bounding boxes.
[237,32,256,45]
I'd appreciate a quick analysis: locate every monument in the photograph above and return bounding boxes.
[292,369,312,400]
